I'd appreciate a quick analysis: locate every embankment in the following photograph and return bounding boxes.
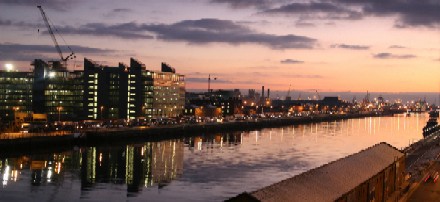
[0,113,382,155]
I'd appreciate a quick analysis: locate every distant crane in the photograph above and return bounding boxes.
[37,5,75,67]
[315,90,321,100]
[285,84,292,101]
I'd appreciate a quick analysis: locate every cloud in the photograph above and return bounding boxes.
[295,20,316,27]
[280,59,304,64]
[0,18,13,26]
[49,18,316,49]
[262,2,363,20]
[255,0,439,28]
[104,8,133,18]
[210,0,270,9]
[373,52,416,59]
[143,19,316,49]
[330,44,370,50]
[332,0,440,27]
[44,22,155,39]
[285,74,323,79]
[112,8,132,13]
[0,43,116,61]
[389,45,406,49]
[3,16,316,49]
[0,0,79,11]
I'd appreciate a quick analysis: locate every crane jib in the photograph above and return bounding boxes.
[37,5,75,65]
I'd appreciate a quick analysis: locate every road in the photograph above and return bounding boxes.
[407,161,440,202]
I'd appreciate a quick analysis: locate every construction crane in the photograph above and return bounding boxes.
[37,5,75,67]
[285,84,292,101]
[315,90,321,100]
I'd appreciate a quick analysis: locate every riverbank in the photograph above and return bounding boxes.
[0,113,382,154]
[85,113,379,142]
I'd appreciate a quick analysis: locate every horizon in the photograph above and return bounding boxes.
[187,89,440,104]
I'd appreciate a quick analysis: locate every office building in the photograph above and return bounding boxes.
[0,70,33,122]
[0,57,185,123]
[32,59,84,121]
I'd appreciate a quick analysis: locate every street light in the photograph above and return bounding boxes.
[5,63,13,72]
[13,106,19,127]
[208,74,217,93]
[57,106,62,122]
[100,106,104,120]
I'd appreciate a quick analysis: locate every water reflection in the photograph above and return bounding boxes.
[78,141,186,197]
[0,114,429,201]
[0,132,243,198]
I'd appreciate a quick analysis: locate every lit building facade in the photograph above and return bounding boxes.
[0,70,33,122]
[83,58,185,120]
[83,58,129,120]
[0,58,185,123]
[32,59,84,121]
[128,58,153,119]
[151,63,185,118]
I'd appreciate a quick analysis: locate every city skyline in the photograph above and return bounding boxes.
[0,0,439,92]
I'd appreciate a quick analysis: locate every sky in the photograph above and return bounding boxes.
[0,0,439,93]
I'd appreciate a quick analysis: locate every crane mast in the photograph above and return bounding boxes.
[285,84,292,101]
[37,5,74,66]
[315,90,321,100]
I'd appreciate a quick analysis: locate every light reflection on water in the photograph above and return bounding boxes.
[0,114,429,201]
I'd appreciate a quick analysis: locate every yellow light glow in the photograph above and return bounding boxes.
[5,64,13,71]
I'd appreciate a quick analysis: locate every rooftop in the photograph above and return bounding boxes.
[234,142,404,202]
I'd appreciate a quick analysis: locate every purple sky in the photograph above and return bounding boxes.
[0,0,439,92]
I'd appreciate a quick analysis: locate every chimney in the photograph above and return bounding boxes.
[267,89,270,99]
[261,86,265,102]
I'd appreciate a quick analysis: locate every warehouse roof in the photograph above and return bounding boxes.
[230,142,404,202]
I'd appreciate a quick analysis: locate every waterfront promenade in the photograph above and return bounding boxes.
[0,113,380,151]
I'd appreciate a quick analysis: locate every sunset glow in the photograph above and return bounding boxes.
[0,0,439,92]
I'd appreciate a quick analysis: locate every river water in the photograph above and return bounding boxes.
[0,114,430,201]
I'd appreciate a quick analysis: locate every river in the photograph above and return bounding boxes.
[0,113,430,201]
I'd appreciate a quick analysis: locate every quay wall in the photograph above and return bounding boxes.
[0,135,76,158]
[84,114,378,144]
[0,113,382,154]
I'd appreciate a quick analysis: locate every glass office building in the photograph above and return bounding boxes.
[0,58,185,123]
[0,70,33,122]
[83,58,185,121]
[32,59,84,121]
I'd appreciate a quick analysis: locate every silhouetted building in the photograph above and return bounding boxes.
[185,89,242,117]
